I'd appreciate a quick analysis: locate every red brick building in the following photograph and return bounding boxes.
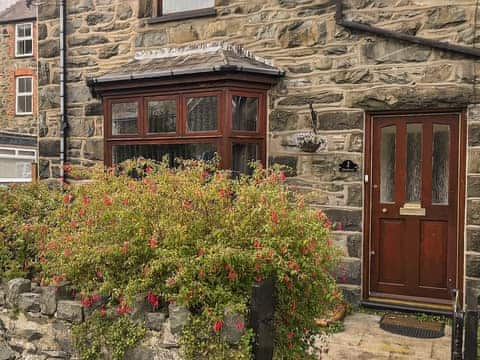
[0,0,37,183]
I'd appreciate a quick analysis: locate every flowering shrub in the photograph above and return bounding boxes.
[30,160,340,359]
[0,183,62,280]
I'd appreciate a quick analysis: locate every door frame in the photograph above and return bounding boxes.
[363,108,467,307]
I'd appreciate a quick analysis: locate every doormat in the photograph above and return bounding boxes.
[379,314,445,339]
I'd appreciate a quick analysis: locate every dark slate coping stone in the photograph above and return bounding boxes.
[0,132,36,148]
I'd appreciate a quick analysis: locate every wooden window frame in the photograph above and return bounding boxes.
[104,87,267,172]
[149,0,216,24]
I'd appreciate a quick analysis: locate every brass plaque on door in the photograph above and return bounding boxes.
[399,203,426,216]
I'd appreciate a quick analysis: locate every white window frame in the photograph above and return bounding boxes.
[16,76,33,115]
[0,146,36,183]
[15,22,33,57]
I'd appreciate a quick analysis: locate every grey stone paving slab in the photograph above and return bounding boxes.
[319,313,450,360]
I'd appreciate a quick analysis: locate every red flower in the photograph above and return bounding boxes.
[116,304,131,315]
[92,293,101,303]
[184,200,192,209]
[148,237,158,249]
[279,171,287,181]
[123,198,129,206]
[63,193,72,205]
[99,307,106,317]
[64,249,72,258]
[147,293,159,309]
[79,208,86,217]
[81,296,93,308]
[197,248,206,257]
[219,189,227,198]
[287,332,295,339]
[146,165,153,174]
[253,240,262,249]
[227,271,238,281]
[288,260,300,272]
[82,196,91,206]
[213,320,223,333]
[96,270,103,279]
[315,210,324,221]
[236,320,245,332]
[255,275,263,283]
[103,195,113,206]
[271,210,279,224]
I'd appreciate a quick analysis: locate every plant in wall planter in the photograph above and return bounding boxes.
[296,103,326,153]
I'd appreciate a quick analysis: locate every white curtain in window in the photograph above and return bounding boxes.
[163,0,214,14]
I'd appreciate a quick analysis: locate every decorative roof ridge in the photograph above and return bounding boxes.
[134,42,275,67]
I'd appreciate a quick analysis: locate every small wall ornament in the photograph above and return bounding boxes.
[296,103,327,153]
[339,160,359,172]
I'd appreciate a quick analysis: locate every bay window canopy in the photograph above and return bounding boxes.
[88,44,284,174]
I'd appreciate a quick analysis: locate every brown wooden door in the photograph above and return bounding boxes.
[370,113,460,303]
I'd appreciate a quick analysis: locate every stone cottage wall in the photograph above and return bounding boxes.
[0,21,38,135]
[37,0,480,304]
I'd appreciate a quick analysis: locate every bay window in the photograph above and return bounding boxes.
[105,88,266,174]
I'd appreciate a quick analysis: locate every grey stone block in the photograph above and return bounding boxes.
[0,340,15,360]
[6,279,31,308]
[56,301,83,323]
[18,293,41,313]
[145,312,166,331]
[168,304,190,335]
[221,309,245,345]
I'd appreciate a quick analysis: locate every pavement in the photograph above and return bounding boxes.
[317,313,451,359]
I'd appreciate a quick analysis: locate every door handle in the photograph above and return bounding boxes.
[382,208,388,213]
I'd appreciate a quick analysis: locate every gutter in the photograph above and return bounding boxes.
[88,65,285,86]
[335,0,480,58]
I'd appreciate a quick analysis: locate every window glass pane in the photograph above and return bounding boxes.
[163,0,214,14]
[24,24,31,37]
[187,96,218,132]
[17,95,31,114]
[18,77,32,93]
[17,40,25,55]
[148,99,176,133]
[406,123,422,204]
[0,158,32,180]
[17,24,25,37]
[112,102,138,135]
[380,126,396,203]
[232,143,259,175]
[112,143,217,167]
[432,124,450,205]
[24,40,32,55]
[232,96,258,132]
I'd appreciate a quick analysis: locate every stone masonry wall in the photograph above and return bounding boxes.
[37,0,480,304]
[0,21,37,135]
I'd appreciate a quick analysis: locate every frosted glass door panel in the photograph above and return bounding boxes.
[380,126,396,203]
[432,124,450,205]
[163,0,214,14]
[406,124,422,204]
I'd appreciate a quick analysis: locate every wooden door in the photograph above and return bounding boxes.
[370,113,460,303]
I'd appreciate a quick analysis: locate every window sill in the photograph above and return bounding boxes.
[15,54,33,59]
[147,8,217,25]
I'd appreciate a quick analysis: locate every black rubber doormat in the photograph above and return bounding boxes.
[379,314,445,339]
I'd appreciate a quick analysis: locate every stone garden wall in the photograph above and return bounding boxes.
[0,278,200,359]
[36,0,480,304]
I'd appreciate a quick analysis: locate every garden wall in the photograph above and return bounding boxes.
[36,0,480,304]
[0,278,188,359]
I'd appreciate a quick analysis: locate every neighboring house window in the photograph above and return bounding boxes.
[0,147,36,183]
[105,89,266,175]
[15,23,33,57]
[161,0,214,14]
[16,76,33,115]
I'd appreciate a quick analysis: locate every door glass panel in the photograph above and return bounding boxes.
[112,143,217,167]
[148,99,177,133]
[380,126,396,203]
[162,0,214,14]
[187,96,218,132]
[112,102,138,135]
[432,124,450,204]
[406,123,422,204]
[232,143,259,175]
[232,96,258,132]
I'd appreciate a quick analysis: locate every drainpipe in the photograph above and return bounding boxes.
[335,0,480,58]
[59,0,67,184]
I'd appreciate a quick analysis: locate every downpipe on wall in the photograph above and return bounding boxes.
[59,0,67,185]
